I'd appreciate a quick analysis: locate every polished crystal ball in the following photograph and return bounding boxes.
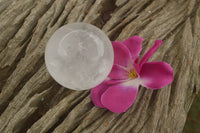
[45,23,114,90]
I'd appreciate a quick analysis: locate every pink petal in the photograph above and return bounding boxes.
[140,40,163,67]
[112,41,132,67]
[133,56,140,75]
[108,64,128,80]
[140,61,174,89]
[91,80,109,108]
[101,84,138,113]
[122,36,143,59]
[107,79,127,85]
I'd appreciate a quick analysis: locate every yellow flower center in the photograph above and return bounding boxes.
[127,69,137,79]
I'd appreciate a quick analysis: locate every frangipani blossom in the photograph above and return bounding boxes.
[91,36,174,113]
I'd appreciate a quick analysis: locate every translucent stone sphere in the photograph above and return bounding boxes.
[45,23,114,90]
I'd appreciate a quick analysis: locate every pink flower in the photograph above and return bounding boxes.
[91,36,174,113]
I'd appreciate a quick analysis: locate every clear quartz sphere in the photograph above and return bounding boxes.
[45,23,114,90]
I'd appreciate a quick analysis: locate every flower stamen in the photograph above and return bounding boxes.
[127,69,137,79]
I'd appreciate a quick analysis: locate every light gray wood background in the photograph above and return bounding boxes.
[0,0,200,132]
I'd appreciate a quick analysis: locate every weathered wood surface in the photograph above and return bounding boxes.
[0,0,200,133]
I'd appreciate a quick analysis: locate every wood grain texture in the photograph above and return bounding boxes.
[0,0,200,133]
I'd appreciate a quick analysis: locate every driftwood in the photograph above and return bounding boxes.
[0,0,200,133]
